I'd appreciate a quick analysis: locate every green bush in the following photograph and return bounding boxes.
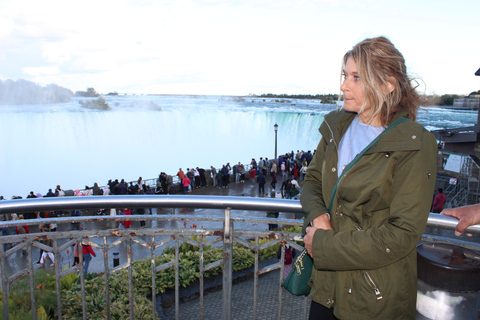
[0,269,62,319]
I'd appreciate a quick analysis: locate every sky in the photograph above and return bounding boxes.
[0,0,479,96]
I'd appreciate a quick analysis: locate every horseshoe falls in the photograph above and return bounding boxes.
[0,95,477,199]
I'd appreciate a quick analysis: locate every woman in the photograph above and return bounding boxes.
[271,170,277,192]
[277,243,296,279]
[123,208,132,228]
[16,214,29,235]
[73,242,80,266]
[39,225,54,267]
[301,36,437,319]
[49,211,57,232]
[81,241,96,273]
[182,176,191,194]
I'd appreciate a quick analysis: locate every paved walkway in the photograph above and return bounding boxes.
[162,269,311,320]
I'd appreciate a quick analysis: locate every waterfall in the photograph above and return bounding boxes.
[0,96,330,198]
[0,95,477,198]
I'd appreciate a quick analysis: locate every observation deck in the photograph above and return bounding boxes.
[0,184,479,319]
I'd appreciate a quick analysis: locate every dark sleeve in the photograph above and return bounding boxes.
[300,129,330,233]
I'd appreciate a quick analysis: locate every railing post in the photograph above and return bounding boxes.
[27,244,37,320]
[278,242,284,320]
[103,237,112,320]
[253,236,259,320]
[199,234,205,320]
[128,238,134,320]
[1,244,9,320]
[175,236,180,320]
[151,235,157,320]
[78,240,87,320]
[222,207,233,320]
[53,239,62,320]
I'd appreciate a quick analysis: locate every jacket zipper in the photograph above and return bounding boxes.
[327,117,383,301]
[325,119,347,215]
[324,119,338,151]
[352,225,383,300]
[363,271,383,300]
[325,117,359,208]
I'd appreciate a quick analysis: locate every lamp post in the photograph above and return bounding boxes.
[274,123,278,161]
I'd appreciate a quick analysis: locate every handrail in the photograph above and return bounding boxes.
[0,195,304,215]
[0,195,479,234]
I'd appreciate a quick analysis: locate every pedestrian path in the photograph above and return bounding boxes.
[162,269,310,320]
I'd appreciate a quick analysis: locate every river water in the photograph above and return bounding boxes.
[0,95,477,199]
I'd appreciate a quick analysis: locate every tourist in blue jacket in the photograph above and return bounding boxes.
[256,172,266,196]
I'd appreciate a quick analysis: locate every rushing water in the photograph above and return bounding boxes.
[0,95,477,199]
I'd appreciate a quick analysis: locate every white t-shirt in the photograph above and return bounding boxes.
[337,115,384,177]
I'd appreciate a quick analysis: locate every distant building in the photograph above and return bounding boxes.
[453,96,480,109]
[429,67,480,206]
[432,67,480,156]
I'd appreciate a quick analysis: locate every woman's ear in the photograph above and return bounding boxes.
[386,77,397,93]
[387,81,395,93]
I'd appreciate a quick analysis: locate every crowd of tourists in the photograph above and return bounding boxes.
[2,149,315,202]
[0,149,315,274]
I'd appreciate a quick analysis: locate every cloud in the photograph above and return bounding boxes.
[0,0,479,95]
[22,66,59,77]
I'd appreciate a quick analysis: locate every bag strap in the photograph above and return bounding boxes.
[327,118,408,212]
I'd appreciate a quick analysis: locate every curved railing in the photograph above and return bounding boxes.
[0,196,479,320]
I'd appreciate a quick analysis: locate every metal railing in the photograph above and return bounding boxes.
[0,196,479,320]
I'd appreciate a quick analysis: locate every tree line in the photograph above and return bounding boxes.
[256,93,339,104]
[425,91,479,106]
[257,91,480,106]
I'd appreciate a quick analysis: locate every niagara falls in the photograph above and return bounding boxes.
[0,93,477,200]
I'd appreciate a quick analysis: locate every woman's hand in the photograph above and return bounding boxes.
[304,226,316,257]
[311,213,333,230]
[304,214,333,257]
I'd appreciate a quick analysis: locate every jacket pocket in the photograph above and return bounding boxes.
[349,269,386,313]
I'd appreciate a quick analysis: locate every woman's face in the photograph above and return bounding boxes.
[341,57,365,114]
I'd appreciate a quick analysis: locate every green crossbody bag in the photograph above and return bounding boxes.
[281,249,313,296]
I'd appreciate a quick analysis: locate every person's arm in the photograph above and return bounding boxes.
[310,130,437,271]
[432,194,440,208]
[300,132,329,233]
[300,129,334,256]
[441,204,480,236]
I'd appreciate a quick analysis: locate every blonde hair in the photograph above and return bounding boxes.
[342,36,424,126]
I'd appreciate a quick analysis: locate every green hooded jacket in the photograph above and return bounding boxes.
[301,109,437,319]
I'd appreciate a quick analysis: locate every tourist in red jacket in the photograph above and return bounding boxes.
[433,188,447,213]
